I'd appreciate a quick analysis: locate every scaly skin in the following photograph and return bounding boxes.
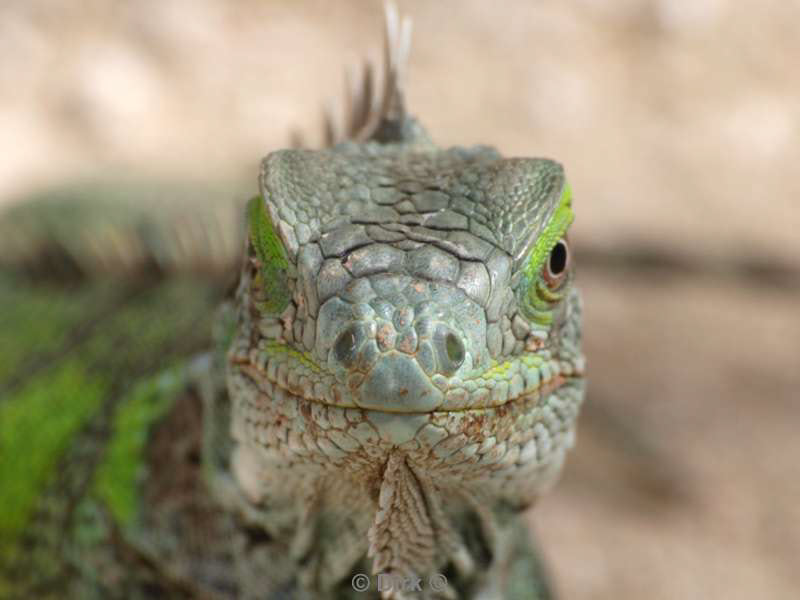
[0,275,223,599]
[0,7,584,599]
[213,128,585,600]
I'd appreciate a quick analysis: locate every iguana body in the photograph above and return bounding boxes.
[0,8,584,599]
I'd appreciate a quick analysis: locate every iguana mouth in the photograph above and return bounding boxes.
[233,352,583,415]
[229,356,585,478]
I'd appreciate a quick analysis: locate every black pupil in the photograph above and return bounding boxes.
[549,241,568,275]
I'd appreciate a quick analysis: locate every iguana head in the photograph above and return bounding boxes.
[228,140,584,505]
[224,7,585,586]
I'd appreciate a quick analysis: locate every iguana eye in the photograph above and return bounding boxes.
[543,238,569,288]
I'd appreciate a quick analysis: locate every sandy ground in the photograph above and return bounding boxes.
[1,1,798,598]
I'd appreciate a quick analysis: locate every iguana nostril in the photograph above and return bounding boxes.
[445,332,465,367]
[334,327,358,367]
[435,328,465,374]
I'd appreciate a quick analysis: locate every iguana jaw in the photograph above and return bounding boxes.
[228,357,584,485]
[232,349,584,415]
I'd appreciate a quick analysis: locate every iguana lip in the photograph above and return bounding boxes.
[234,362,584,458]
[234,356,583,415]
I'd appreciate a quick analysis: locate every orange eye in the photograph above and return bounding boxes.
[542,238,569,288]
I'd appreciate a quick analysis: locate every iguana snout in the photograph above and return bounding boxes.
[312,273,490,412]
[357,352,443,411]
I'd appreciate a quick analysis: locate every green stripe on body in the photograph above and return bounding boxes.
[0,274,220,588]
[0,361,109,564]
[93,365,188,526]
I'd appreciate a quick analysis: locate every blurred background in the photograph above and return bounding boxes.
[1,0,798,598]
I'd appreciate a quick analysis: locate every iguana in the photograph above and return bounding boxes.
[0,6,585,599]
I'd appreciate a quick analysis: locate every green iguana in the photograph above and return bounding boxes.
[0,6,585,599]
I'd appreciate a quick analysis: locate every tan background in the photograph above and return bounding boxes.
[1,1,798,598]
